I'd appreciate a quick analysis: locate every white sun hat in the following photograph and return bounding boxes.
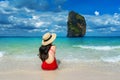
[42,32,56,46]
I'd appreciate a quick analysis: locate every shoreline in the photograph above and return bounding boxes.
[0,64,120,80]
[0,57,120,80]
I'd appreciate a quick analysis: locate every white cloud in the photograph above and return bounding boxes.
[22,7,34,13]
[94,11,99,16]
[0,0,119,36]
[0,1,18,14]
[87,29,93,32]
[28,29,40,33]
[0,24,13,28]
[54,25,62,28]
[32,15,39,20]
[98,28,106,31]
[35,22,45,28]
[41,29,48,32]
[28,28,49,33]
[6,10,68,36]
[85,13,120,35]
[0,1,9,7]
[110,27,116,31]
[0,8,10,14]
[85,13,120,26]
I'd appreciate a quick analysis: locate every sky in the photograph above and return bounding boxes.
[0,0,120,36]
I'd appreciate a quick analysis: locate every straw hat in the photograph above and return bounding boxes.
[42,32,56,46]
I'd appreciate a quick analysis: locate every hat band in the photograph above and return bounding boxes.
[44,35,52,42]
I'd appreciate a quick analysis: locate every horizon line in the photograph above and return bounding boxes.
[0,36,120,38]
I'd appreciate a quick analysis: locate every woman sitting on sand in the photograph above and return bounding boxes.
[38,32,58,70]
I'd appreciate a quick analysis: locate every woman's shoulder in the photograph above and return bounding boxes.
[49,45,56,54]
[51,45,56,50]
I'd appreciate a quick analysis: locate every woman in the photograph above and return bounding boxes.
[38,32,58,70]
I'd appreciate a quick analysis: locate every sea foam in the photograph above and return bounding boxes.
[101,55,120,63]
[73,45,120,51]
[0,51,4,57]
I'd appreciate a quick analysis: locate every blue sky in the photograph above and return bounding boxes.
[0,0,120,36]
[63,0,120,15]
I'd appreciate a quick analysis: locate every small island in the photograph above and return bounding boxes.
[67,11,86,37]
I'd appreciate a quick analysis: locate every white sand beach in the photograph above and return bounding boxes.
[0,57,120,80]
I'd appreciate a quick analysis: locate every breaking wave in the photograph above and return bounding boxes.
[73,45,120,51]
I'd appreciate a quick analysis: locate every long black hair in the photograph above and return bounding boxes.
[39,44,52,61]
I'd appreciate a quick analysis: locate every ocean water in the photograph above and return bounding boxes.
[0,37,120,63]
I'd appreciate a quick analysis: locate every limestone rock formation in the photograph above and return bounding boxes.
[67,11,86,37]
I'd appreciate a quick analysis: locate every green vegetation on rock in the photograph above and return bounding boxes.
[67,11,86,37]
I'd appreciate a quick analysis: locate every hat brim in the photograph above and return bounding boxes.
[42,33,56,46]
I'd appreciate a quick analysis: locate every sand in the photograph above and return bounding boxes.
[0,57,120,80]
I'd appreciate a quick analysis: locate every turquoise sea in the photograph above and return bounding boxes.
[0,37,120,63]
